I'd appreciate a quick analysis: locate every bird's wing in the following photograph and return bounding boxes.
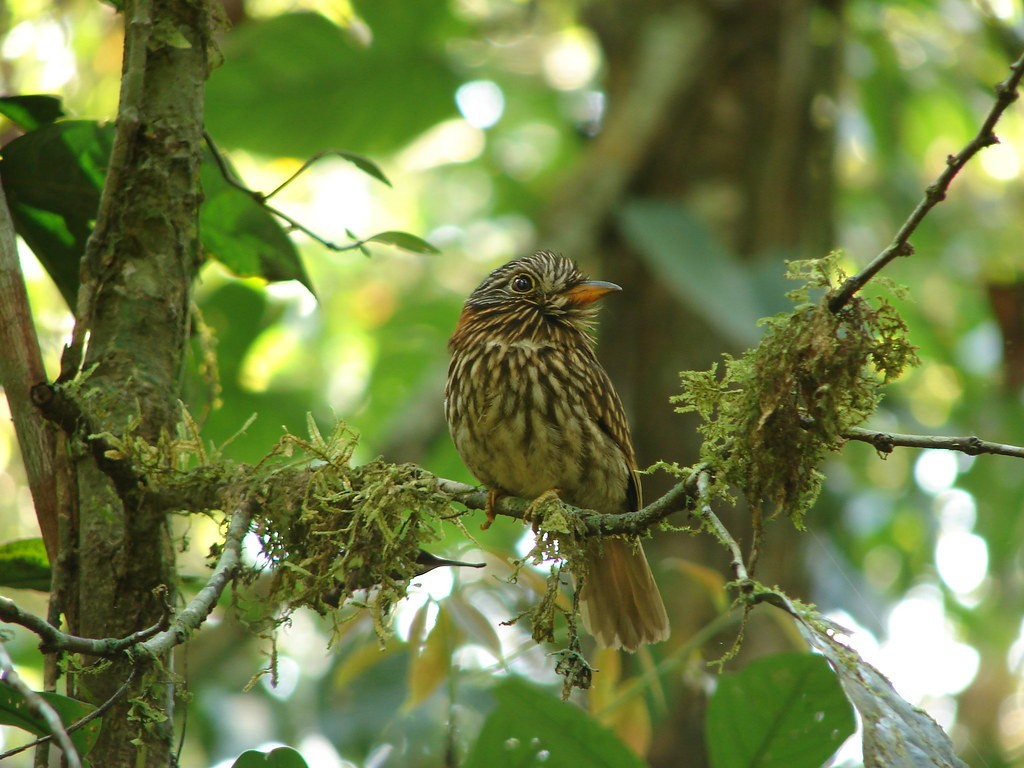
[580,351,643,512]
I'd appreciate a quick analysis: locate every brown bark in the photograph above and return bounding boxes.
[541,1,842,765]
[61,0,209,761]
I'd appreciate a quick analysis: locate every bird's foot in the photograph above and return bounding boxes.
[524,488,562,533]
[482,488,502,530]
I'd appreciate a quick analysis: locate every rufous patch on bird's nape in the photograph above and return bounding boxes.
[445,250,669,651]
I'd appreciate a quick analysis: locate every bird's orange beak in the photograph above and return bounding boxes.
[563,280,621,307]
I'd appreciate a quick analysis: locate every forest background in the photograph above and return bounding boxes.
[1,0,1024,767]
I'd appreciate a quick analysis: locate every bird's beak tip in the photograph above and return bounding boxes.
[565,280,622,306]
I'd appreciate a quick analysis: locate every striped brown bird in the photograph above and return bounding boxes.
[445,251,669,651]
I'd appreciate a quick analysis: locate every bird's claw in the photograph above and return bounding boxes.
[524,488,562,533]
[482,488,501,530]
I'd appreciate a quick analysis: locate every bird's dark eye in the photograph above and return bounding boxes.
[510,274,534,293]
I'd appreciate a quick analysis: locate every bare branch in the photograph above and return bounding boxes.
[0,596,157,657]
[0,178,59,564]
[828,49,1024,313]
[1,501,249,660]
[136,498,253,659]
[694,471,748,583]
[845,426,1024,459]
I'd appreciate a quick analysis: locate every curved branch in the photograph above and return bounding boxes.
[136,498,253,659]
[0,499,251,659]
[844,426,1024,459]
[0,597,165,657]
[435,468,700,536]
[828,49,1024,313]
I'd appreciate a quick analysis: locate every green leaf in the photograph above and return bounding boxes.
[0,683,102,758]
[0,95,66,131]
[0,538,51,591]
[204,8,462,157]
[365,230,439,254]
[199,148,313,293]
[0,120,113,307]
[0,120,311,308]
[618,199,791,347]
[230,746,310,768]
[706,652,855,768]
[463,678,645,768]
[330,150,391,187]
[793,614,966,768]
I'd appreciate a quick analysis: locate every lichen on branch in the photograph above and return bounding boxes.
[674,253,918,526]
[251,419,459,640]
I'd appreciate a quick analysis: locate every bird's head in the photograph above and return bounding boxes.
[458,251,620,341]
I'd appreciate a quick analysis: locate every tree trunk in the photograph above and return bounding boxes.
[542,1,841,765]
[62,0,208,761]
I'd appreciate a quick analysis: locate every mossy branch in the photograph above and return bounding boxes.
[675,253,919,529]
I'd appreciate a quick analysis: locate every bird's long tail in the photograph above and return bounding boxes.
[579,537,669,652]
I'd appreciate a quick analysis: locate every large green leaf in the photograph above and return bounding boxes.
[0,538,50,591]
[706,652,855,768]
[231,746,310,768]
[0,120,312,307]
[0,95,66,131]
[618,199,793,347]
[204,7,462,157]
[0,683,102,758]
[0,119,112,307]
[463,679,645,768]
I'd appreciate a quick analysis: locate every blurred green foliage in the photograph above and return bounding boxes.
[1,0,1023,766]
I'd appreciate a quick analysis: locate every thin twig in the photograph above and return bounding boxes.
[0,597,165,657]
[1,501,249,660]
[828,49,1024,313]
[0,643,80,768]
[202,132,383,254]
[694,471,748,583]
[845,426,1024,459]
[263,149,391,199]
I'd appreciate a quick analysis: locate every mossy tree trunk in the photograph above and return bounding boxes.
[61,0,209,762]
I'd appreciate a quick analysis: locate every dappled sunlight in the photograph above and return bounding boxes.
[456,80,505,129]
[2,19,75,91]
[980,140,1021,181]
[882,586,980,700]
[936,530,988,597]
[239,326,310,393]
[542,27,601,91]
[397,119,486,170]
[914,448,960,494]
